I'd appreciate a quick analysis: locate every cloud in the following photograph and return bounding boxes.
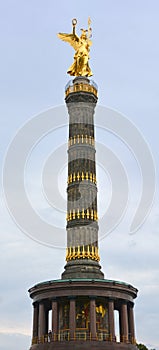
[0,333,30,350]
[100,215,159,349]
[1,1,159,349]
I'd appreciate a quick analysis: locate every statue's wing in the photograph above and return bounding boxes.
[57,32,80,51]
[87,39,92,47]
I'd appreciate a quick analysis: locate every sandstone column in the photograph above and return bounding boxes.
[69,297,76,340]
[108,299,115,341]
[32,302,38,340]
[128,303,135,343]
[90,297,96,340]
[120,301,129,343]
[38,302,45,341]
[52,299,58,340]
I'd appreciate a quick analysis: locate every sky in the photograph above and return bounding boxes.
[0,1,159,349]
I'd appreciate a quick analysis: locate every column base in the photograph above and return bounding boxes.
[61,259,104,279]
[29,341,138,350]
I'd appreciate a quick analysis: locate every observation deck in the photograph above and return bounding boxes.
[65,77,98,98]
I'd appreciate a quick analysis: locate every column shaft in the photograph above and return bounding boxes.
[32,303,38,339]
[52,300,58,339]
[38,302,46,340]
[69,298,76,340]
[120,302,129,343]
[90,298,96,340]
[45,309,49,335]
[128,304,135,343]
[108,300,115,341]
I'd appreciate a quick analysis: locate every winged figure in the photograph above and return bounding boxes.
[58,18,93,77]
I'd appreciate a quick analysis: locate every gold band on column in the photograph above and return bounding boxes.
[68,135,95,147]
[66,209,98,221]
[66,245,100,262]
[67,172,97,184]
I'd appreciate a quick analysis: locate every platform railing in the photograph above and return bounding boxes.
[32,332,136,345]
[97,331,110,341]
[65,80,98,98]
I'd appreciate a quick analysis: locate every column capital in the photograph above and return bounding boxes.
[68,295,76,300]
[108,298,115,303]
[89,295,96,300]
[32,301,38,307]
[51,298,57,302]
[120,299,128,305]
[128,301,134,308]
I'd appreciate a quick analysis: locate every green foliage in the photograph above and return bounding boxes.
[137,344,156,350]
[137,344,148,350]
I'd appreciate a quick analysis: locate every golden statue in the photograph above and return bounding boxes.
[58,18,93,77]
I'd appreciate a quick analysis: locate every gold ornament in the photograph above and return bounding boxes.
[58,17,93,77]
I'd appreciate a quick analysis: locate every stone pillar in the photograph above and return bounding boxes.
[108,299,115,341]
[52,299,58,340]
[32,302,38,340]
[62,77,104,281]
[128,303,135,343]
[69,297,76,340]
[38,302,46,341]
[45,309,49,335]
[120,302,129,343]
[90,297,96,340]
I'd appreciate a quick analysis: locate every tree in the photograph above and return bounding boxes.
[137,344,149,350]
[137,344,156,350]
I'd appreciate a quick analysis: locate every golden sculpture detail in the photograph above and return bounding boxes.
[58,17,93,77]
[66,245,100,262]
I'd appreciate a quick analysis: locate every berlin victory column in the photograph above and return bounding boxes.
[28,18,138,350]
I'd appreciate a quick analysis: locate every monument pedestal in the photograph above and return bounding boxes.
[28,77,138,349]
[29,279,137,350]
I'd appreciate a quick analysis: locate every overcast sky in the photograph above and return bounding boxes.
[0,1,159,350]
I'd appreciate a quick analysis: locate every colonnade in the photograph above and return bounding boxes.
[32,297,136,344]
